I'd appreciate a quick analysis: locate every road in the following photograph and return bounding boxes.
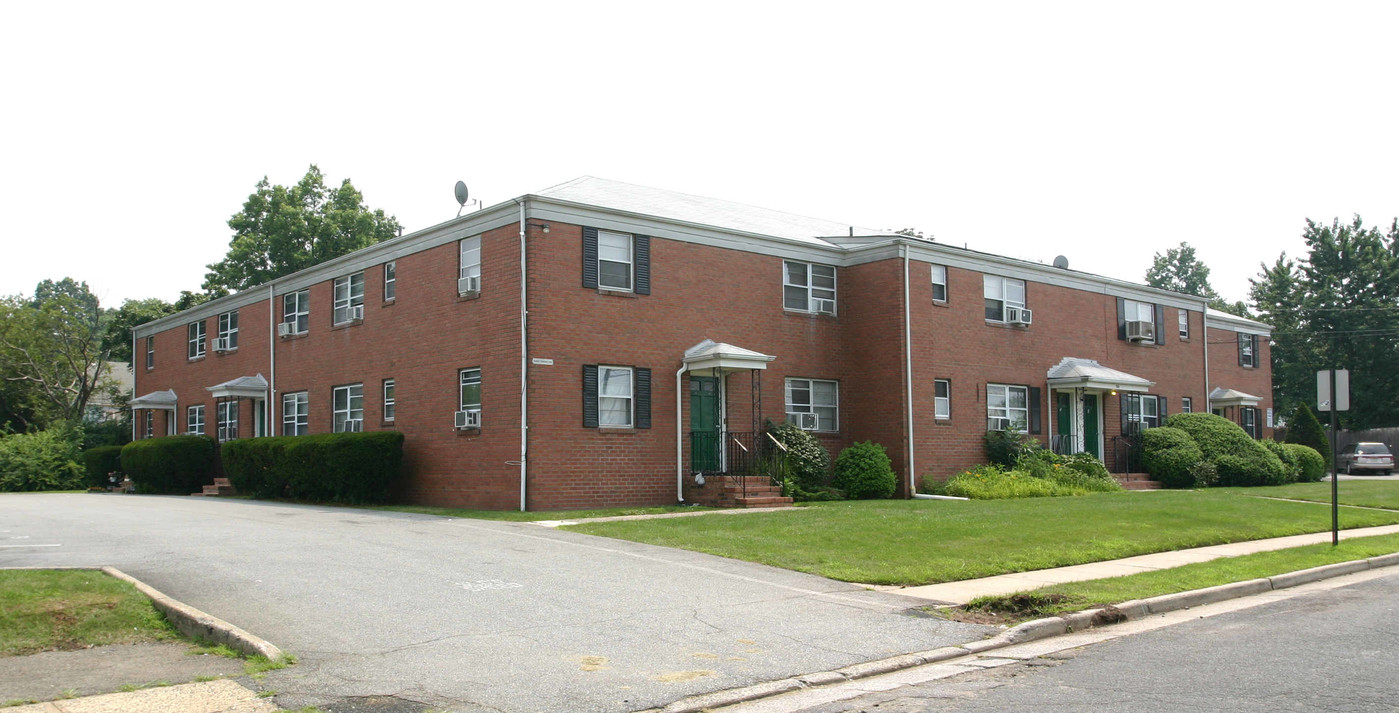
[727,569,1399,712]
[0,494,993,712]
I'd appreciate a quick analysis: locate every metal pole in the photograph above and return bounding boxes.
[1330,368,1338,546]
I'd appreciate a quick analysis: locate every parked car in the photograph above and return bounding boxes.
[1336,442,1394,475]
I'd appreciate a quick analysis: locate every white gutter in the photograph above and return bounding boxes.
[268,282,276,438]
[1202,299,1211,413]
[517,199,529,512]
[676,362,687,502]
[130,329,137,441]
[902,243,915,497]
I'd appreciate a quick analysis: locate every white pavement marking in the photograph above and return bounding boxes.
[0,543,61,548]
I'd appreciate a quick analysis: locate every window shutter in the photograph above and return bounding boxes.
[582,364,599,427]
[1238,334,1246,367]
[1028,387,1042,434]
[1120,392,1129,435]
[634,235,651,295]
[582,227,599,289]
[635,367,651,428]
[1154,303,1165,345]
[1160,397,1168,419]
[1116,297,1126,341]
[1251,335,1259,367]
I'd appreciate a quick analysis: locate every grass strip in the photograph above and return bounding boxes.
[566,490,1399,585]
[963,532,1399,623]
[1224,481,1399,510]
[0,570,177,656]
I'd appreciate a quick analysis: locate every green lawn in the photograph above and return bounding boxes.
[0,570,176,656]
[1218,480,1399,510]
[565,491,1399,586]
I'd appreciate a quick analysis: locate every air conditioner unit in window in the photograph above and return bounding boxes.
[810,298,836,315]
[213,337,230,352]
[787,412,819,430]
[455,409,481,429]
[987,417,1011,432]
[1126,319,1155,342]
[1004,307,1033,326]
[458,275,480,296]
[277,322,294,338]
[345,419,363,433]
[349,304,365,321]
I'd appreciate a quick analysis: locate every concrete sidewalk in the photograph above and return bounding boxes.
[6,679,276,713]
[878,523,1399,604]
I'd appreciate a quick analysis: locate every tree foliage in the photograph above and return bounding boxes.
[1251,217,1399,429]
[0,280,110,429]
[1144,242,1249,317]
[203,165,402,293]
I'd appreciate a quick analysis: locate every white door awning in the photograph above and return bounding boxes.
[129,389,178,410]
[682,339,775,374]
[1046,357,1155,392]
[207,373,269,400]
[1209,387,1261,408]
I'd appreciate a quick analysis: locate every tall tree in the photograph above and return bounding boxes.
[1144,242,1249,316]
[203,165,402,293]
[102,297,176,363]
[0,280,110,428]
[1249,254,1310,418]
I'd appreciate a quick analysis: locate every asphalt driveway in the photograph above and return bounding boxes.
[0,494,993,712]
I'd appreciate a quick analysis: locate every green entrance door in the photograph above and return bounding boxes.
[1056,393,1073,452]
[1084,394,1100,459]
[690,376,720,472]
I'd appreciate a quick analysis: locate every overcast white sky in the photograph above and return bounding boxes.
[3,1,1396,308]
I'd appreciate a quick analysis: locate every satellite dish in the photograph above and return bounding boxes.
[1053,255,1069,269]
[454,181,478,216]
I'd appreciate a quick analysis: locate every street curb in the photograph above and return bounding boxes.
[101,567,285,661]
[638,556,1399,713]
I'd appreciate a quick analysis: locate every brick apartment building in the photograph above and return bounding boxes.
[130,177,1274,510]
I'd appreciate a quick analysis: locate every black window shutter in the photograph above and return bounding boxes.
[635,367,651,428]
[1160,397,1168,419]
[1239,333,1246,367]
[1120,392,1129,434]
[582,227,599,289]
[634,235,651,295]
[1116,297,1126,341]
[1028,387,1042,434]
[582,364,599,427]
[1154,304,1166,345]
[1251,335,1259,368]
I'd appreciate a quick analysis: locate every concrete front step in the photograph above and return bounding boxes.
[1115,473,1162,490]
[192,478,237,497]
[717,495,795,508]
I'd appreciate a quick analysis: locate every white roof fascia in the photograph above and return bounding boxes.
[682,339,776,373]
[1209,387,1262,407]
[1205,310,1273,336]
[130,389,178,409]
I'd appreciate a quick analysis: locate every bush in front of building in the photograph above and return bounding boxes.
[983,429,1039,467]
[932,451,1121,500]
[0,424,85,492]
[1284,403,1331,466]
[82,445,125,489]
[1283,443,1326,483]
[120,435,217,495]
[1015,450,1122,492]
[221,436,291,499]
[833,441,896,499]
[221,431,403,504]
[1160,413,1288,487]
[1140,427,1205,489]
[766,421,832,497]
[1262,439,1301,483]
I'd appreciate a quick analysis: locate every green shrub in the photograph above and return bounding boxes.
[120,436,217,495]
[82,420,131,450]
[221,431,403,504]
[984,429,1039,467]
[766,422,831,494]
[82,445,125,489]
[1261,439,1300,484]
[833,441,896,499]
[1161,413,1288,488]
[221,437,290,499]
[1013,450,1121,492]
[1284,443,1326,483]
[0,425,85,492]
[1285,402,1331,465]
[1188,460,1218,488]
[943,464,1082,499]
[1140,427,1204,489]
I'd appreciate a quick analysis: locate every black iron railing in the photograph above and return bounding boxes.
[689,430,786,498]
[1050,434,1083,456]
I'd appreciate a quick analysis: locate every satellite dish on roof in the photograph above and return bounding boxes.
[454,181,479,216]
[1053,255,1070,269]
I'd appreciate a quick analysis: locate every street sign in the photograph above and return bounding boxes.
[1317,369,1350,411]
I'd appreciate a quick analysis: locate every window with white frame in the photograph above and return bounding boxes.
[1126,394,1161,429]
[1239,333,1257,368]
[384,262,396,301]
[383,379,395,422]
[1123,299,1154,324]
[459,368,481,424]
[187,404,205,435]
[216,401,238,442]
[217,310,238,350]
[143,411,153,438]
[983,276,1026,322]
[1178,309,1189,338]
[931,265,948,302]
[783,261,837,313]
[598,366,633,427]
[785,378,839,431]
[1181,397,1193,413]
[986,384,1028,432]
[283,290,309,334]
[187,321,206,359]
[597,230,633,291]
[282,392,308,436]
[459,237,481,293]
[333,273,365,324]
[934,379,951,419]
[1241,406,1258,438]
[145,336,154,369]
[332,384,363,432]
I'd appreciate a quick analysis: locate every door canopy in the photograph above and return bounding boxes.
[1046,357,1154,392]
[207,374,269,400]
[682,339,775,374]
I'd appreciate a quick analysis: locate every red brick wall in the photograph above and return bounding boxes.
[1206,325,1274,438]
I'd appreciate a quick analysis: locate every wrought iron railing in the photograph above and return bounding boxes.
[1050,434,1083,455]
[1112,432,1142,474]
[689,430,786,499]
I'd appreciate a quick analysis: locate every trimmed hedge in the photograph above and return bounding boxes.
[1161,413,1288,487]
[833,441,896,499]
[0,425,85,492]
[120,436,217,495]
[222,431,403,504]
[82,445,125,489]
[1261,439,1300,484]
[1140,427,1203,489]
[1284,443,1326,483]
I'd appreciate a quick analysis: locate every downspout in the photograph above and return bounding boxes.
[268,282,276,437]
[675,362,687,502]
[1201,298,1211,414]
[517,198,529,512]
[902,243,915,497]
[131,329,137,441]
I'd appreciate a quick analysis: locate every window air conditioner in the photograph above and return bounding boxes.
[458,275,480,296]
[277,322,294,338]
[455,409,481,429]
[213,337,230,352]
[788,412,819,430]
[1126,320,1155,342]
[987,417,1011,432]
[1005,307,1033,326]
[810,298,836,315]
[349,304,365,321]
[345,419,363,433]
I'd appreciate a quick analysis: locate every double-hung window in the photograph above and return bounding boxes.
[931,265,948,302]
[187,321,206,359]
[983,276,1026,322]
[582,228,650,294]
[1126,394,1161,429]
[282,392,308,436]
[384,262,396,301]
[145,336,154,369]
[283,290,309,335]
[597,231,633,291]
[216,401,238,442]
[1239,333,1258,368]
[144,411,153,438]
[934,379,951,420]
[383,379,396,422]
[1178,309,1189,338]
[333,273,365,325]
[332,384,363,433]
[1241,407,1258,438]
[986,384,1028,432]
[783,261,837,314]
[785,378,839,432]
[459,369,481,425]
[598,366,633,427]
[459,237,481,294]
[216,310,238,351]
[186,405,204,435]
[1181,397,1193,413]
